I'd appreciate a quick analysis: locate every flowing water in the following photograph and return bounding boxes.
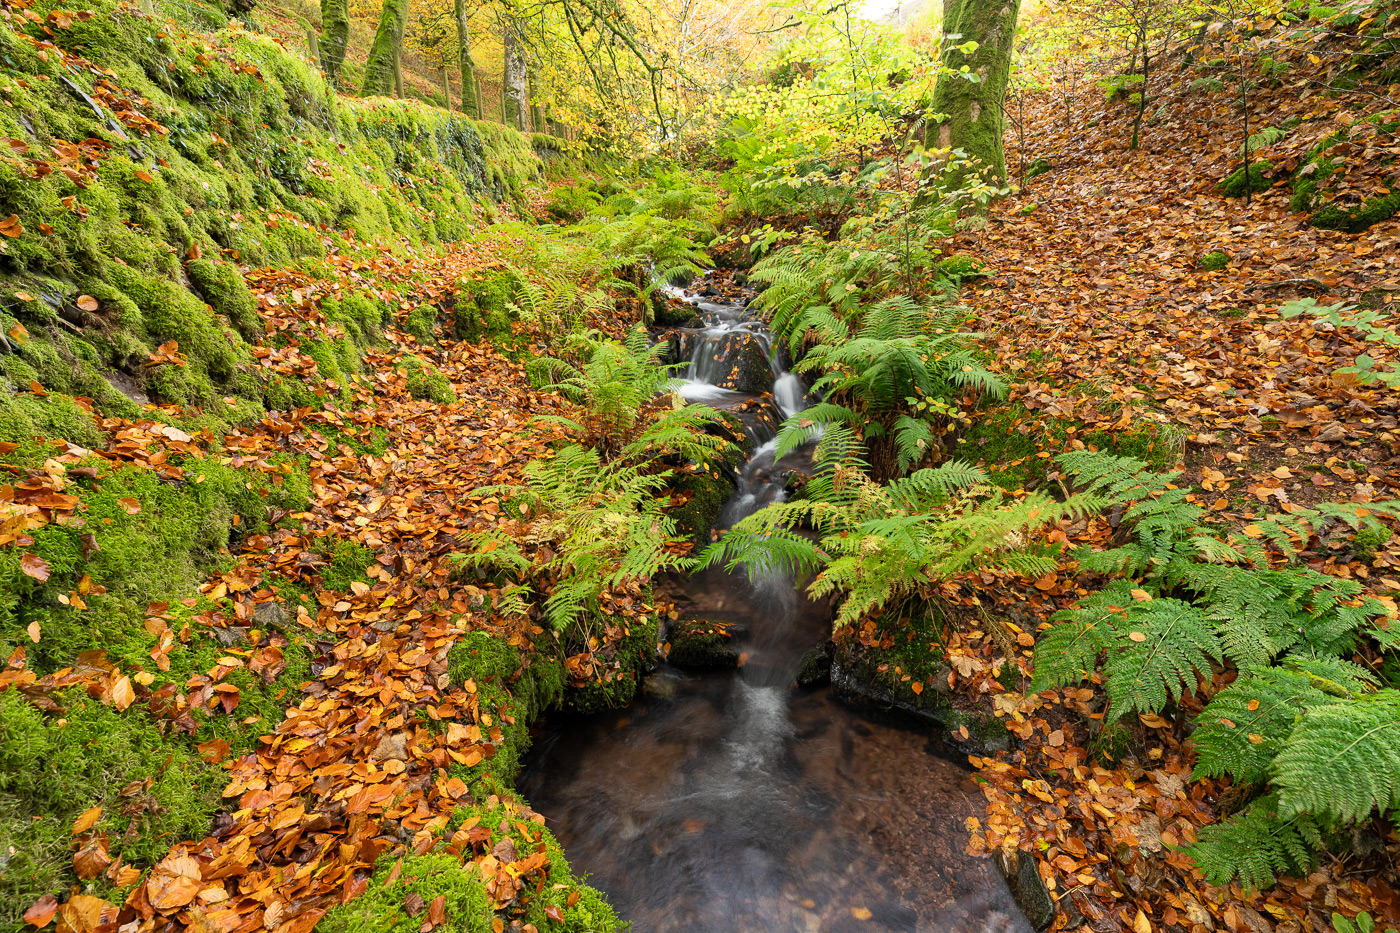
[519,283,1030,933]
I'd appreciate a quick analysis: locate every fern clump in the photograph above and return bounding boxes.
[701,430,1101,628]
[1033,450,1400,890]
[456,445,688,636]
[530,326,725,465]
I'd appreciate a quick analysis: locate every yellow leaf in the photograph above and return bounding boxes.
[850,907,873,921]
[72,805,102,835]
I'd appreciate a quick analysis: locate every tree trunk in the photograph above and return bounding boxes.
[502,19,528,131]
[924,0,1022,185]
[361,0,409,97]
[453,0,480,118]
[319,0,350,87]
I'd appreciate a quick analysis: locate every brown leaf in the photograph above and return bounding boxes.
[403,892,425,916]
[73,836,112,880]
[196,737,230,763]
[22,894,58,928]
[20,553,50,582]
[109,675,135,712]
[76,295,98,312]
[55,894,111,933]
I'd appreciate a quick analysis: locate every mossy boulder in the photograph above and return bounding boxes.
[666,616,740,670]
[566,613,659,715]
[1219,161,1274,198]
[453,270,521,344]
[1200,250,1231,271]
[1310,187,1400,233]
[186,257,262,342]
[654,295,702,328]
[318,833,620,933]
[395,353,455,403]
[0,690,223,923]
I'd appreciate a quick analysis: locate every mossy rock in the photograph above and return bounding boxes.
[453,270,521,344]
[1200,250,1231,271]
[666,616,740,670]
[318,836,620,933]
[936,253,989,284]
[566,614,659,715]
[653,295,701,328]
[395,353,455,403]
[186,257,262,342]
[1219,162,1274,198]
[444,630,566,796]
[1025,157,1052,179]
[1310,188,1400,233]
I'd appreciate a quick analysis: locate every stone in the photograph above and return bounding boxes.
[992,848,1056,932]
[794,642,833,689]
[666,617,740,670]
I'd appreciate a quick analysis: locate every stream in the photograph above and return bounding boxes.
[519,283,1031,933]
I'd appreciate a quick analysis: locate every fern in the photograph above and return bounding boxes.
[1271,689,1400,823]
[470,444,689,635]
[702,458,1102,628]
[1192,668,1334,785]
[1187,794,1324,891]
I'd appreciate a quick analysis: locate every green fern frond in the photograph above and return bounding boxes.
[1192,668,1333,784]
[1272,689,1400,823]
[1186,794,1323,891]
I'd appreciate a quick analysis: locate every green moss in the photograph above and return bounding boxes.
[935,253,989,284]
[320,539,377,591]
[0,690,221,924]
[186,258,263,342]
[567,614,658,715]
[1200,250,1231,271]
[453,270,522,344]
[0,454,310,671]
[1310,188,1400,233]
[324,293,389,349]
[396,353,455,403]
[0,388,106,450]
[1219,162,1273,198]
[404,305,440,347]
[318,823,619,933]
[1352,523,1394,561]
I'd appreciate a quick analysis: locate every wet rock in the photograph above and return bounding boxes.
[992,848,1055,932]
[654,297,701,328]
[831,641,1011,756]
[667,616,740,670]
[212,625,248,648]
[794,642,833,689]
[642,670,680,701]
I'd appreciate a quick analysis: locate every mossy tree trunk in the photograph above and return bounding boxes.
[319,0,350,87]
[454,0,481,118]
[503,18,528,131]
[361,0,409,98]
[924,0,1022,185]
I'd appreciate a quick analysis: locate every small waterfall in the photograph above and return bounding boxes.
[661,283,809,417]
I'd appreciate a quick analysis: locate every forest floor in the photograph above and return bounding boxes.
[927,54,1400,933]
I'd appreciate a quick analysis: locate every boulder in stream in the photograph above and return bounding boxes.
[830,639,1013,757]
[794,641,834,689]
[993,847,1057,931]
[666,616,740,670]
